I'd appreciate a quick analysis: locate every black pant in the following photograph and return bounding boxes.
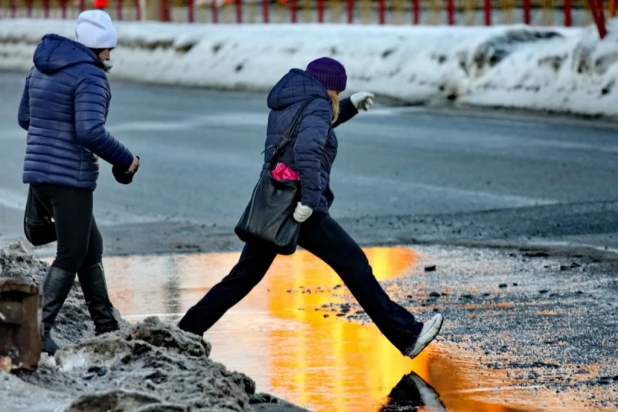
[30,184,103,272]
[178,213,424,353]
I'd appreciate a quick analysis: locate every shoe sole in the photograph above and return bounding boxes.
[407,314,444,359]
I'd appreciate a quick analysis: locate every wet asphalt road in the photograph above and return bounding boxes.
[1,72,618,255]
[318,245,618,411]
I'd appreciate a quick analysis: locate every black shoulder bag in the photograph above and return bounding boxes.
[234,99,314,255]
[23,187,57,246]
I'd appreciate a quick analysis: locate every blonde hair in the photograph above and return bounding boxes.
[328,90,340,124]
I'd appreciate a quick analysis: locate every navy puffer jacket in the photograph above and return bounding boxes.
[18,34,134,191]
[263,69,358,213]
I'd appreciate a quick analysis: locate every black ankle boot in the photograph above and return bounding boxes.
[77,262,119,335]
[41,266,76,355]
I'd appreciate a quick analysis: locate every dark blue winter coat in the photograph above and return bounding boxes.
[18,34,134,191]
[264,69,358,213]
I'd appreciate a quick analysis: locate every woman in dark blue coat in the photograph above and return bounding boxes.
[178,57,444,360]
[17,10,139,354]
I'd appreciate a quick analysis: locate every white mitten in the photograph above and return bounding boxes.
[293,202,313,223]
[350,92,374,111]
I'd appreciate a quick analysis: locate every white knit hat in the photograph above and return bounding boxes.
[75,10,117,49]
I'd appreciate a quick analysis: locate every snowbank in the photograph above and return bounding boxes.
[0,242,127,347]
[0,242,298,412]
[1,20,618,118]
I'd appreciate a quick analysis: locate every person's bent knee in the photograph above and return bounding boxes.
[54,245,89,273]
[82,235,103,268]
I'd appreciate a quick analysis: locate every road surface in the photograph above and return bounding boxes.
[1,72,618,255]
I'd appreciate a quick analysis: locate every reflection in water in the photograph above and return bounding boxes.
[162,255,181,316]
[381,371,446,411]
[260,247,428,411]
[382,371,539,412]
[100,247,573,412]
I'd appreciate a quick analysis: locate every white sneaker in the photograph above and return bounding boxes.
[405,314,444,359]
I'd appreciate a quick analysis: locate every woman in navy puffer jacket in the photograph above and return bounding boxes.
[17,10,139,355]
[178,57,444,360]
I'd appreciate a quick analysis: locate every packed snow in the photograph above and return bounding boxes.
[0,242,298,411]
[1,19,618,118]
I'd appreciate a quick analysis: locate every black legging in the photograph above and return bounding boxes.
[179,212,424,354]
[30,184,102,272]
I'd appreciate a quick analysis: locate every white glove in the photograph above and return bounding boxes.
[350,92,374,111]
[293,202,313,223]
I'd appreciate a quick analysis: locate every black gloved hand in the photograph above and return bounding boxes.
[112,156,139,185]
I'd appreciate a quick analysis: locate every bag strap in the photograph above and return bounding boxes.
[268,98,316,169]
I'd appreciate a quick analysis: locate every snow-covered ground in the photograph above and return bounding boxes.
[1,19,618,118]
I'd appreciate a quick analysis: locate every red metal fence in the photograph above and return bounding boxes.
[1,0,615,28]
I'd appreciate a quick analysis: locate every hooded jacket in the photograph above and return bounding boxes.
[263,69,358,213]
[18,34,133,191]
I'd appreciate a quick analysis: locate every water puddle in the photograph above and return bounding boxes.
[95,247,582,411]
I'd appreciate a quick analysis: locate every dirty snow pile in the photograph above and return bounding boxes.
[0,242,128,347]
[1,20,618,118]
[0,242,273,412]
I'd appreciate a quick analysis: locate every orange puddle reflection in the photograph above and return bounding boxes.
[261,247,427,411]
[95,247,585,411]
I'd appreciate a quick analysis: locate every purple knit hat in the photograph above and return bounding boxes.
[305,57,347,92]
